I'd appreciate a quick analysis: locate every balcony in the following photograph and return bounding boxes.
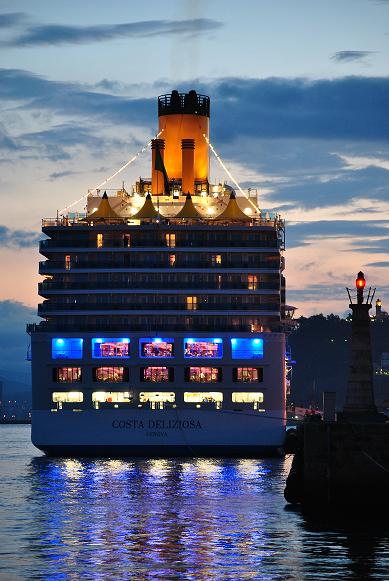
[39,259,281,272]
[38,302,280,314]
[39,280,280,292]
[39,239,281,251]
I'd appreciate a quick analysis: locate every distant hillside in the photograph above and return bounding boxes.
[288,315,389,409]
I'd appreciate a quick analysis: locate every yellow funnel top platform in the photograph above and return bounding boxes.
[213,191,252,221]
[174,193,203,219]
[87,192,121,220]
[131,193,159,219]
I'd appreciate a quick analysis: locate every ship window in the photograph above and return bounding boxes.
[93,367,128,382]
[92,391,131,403]
[211,254,222,266]
[52,338,83,359]
[165,233,176,248]
[92,338,130,358]
[233,367,263,382]
[123,234,131,247]
[52,391,83,403]
[231,338,264,359]
[141,367,172,382]
[169,254,176,267]
[97,233,103,248]
[53,367,82,383]
[140,338,174,358]
[65,255,71,270]
[139,392,175,403]
[184,392,223,403]
[232,392,264,403]
[248,275,257,290]
[186,296,197,310]
[186,367,221,382]
[184,338,223,359]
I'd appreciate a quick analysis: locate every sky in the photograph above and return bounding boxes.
[0,0,389,386]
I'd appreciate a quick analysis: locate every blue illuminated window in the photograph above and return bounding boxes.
[184,338,223,359]
[92,338,130,358]
[52,338,83,359]
[140,338,174,358]
[231,338,264,359]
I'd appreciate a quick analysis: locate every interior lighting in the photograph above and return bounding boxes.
[206,207,215,215]
[244,207,252,214]
[253,339,261,344]
[213,338,222,343]
[154,338,162,343]
[56,339,64,345]
[95,338,103,343]
[231,339,237,344]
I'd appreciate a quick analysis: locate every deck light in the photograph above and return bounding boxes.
[154,338,162,343]
[231,339,237,344]
[56,339,64,345]
[95,338,103,343]
[253,338,261,345]
[213,338,222,343]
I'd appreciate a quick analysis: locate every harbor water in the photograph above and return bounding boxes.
[1,425,389,580]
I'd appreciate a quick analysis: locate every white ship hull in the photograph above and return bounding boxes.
[32,409,286,457]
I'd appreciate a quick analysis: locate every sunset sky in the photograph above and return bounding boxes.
[1,0,388,385]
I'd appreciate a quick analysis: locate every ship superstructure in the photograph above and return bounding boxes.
[28,90,288,456]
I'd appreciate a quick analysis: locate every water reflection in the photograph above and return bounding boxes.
[24,456,300,580]
[1,428,388,581]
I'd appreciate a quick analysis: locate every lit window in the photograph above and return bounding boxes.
[169,254,176,267]
[92,338,130,358]
[97,233,103,248]
[140,338,174,358]
[211,254,222,266]
[92,391,131,404]
[141,367,172,382]
[165,233,176,247]
[186,367,221,382]
[184,338,223,359]
[186,296,197,310]
[65,255,71,270]
[93,367,128,382]
[52,338,83,359]
[52,391,83,403]
[232,392,264,403]
[123,234,131,247]
[248,275,257,290]
[234,368,263,382]
[217,274,222,289]
[184,392,223,404]
[53,367,82,383]
[231,338,264,359]
[139,392,175,403]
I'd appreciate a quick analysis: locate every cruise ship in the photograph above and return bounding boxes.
[28,90,290,457]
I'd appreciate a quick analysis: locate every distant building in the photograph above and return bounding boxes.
[375,298,389,321]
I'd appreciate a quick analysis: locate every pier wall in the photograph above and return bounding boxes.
[301,422,389,506]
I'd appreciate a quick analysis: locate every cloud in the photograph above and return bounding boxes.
[331,51,375,63]
[0,12,26,28]
[5,18,222,47]
[48,170,77,180]
[0,225,41,248]
[365,261,389,267]
[286,220,389,249]
[1,71,389,143]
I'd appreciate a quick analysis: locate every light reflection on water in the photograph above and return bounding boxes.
[1,426,389,580]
